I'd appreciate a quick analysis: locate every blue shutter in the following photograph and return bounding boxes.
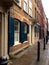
[8,17,14,47]
[20,22,25,43]
[20,22,28,43]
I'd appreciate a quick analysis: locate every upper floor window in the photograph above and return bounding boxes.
[24,0,28,13]
[14,0,21,7]
[29,0,32,16]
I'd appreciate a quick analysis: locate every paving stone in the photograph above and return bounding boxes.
[8,41,49,65]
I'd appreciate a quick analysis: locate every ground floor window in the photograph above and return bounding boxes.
[24,23,27,33]
[14,20,20,45]
[8,17,29,46]
[34,25,39,37]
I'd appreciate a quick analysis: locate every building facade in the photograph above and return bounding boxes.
[0,0,48,59]
[9,0,42,55]
[0,0,13,59]
[9,0,32,54]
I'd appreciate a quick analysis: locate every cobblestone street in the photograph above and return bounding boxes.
[8,40,49,65]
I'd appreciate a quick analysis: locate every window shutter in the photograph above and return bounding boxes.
[20,22,27,43]
[8,17,14,47]
[20,22,25,43]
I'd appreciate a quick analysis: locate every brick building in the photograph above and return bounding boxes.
[8,0,42,55]
[0,0,48,59]
[0,0,13,60]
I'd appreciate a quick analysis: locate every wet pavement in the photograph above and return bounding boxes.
[8,40,49,65]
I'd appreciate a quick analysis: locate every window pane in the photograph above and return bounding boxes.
[14,21,18,31]
[29,0,32,9]
[24,0,28,3]
[14,31,18,41]
[29,8,32,16]
[29,0,32,16]
[14,20,19,42]
[24,1,27,12]
[24,24,27,33]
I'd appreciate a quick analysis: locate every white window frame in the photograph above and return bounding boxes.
[23,0,28,13]
[29,0,32,16]
[14,20,20,46]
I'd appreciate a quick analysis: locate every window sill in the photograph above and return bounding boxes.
[13,42,21,46]
[23,41,28,43]
[29,14,32,18]
[23,9,28,15]
[14,1,22,9]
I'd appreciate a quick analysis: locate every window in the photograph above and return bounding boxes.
[34,25,39,37]
[29,0,32,16]
[24,23,27,33]
[24,0,28,13]
[14,20,20,45]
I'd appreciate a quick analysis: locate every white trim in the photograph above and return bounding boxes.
[14,20,20,46]
[13,42,21,46]
[23,41,28,43]
[4,13,8,56]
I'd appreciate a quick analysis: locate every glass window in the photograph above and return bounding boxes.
[29,0,32,16]
[24,0,28,13]
[24,24,27,33]
[24,0,28,3]
[34,25,38,37]
[14,20,20,45]
[29,0,32,8]
[29,8,32,16]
